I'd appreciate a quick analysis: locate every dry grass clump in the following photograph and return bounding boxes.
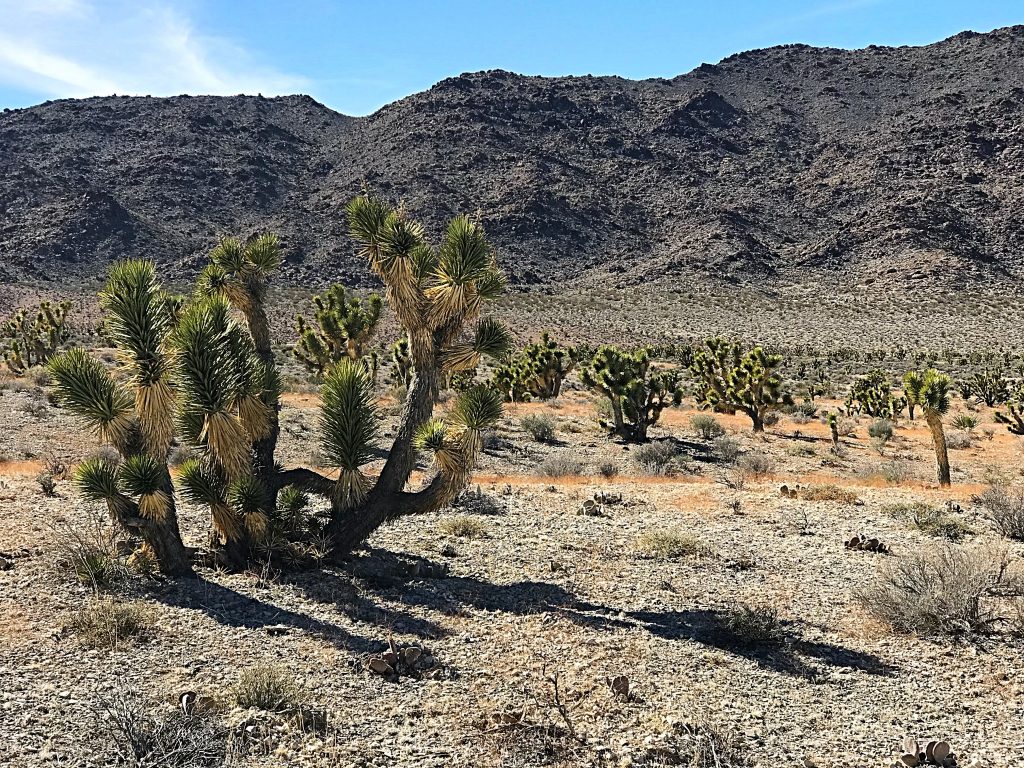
[643,718,754,767]
[68,599,152,649]
[636,530,711,560]
[597,461,619,479]
[438,515,488,539]
[975,484,1024,540]
[945,430,973,450]
[883,502,974,541]
[233,665,301,712]
[52,513,127,590]
[96,689,227,767]
[855,545,1020,635]
[712,435,741,464]
[800,484,859,503]
[736,452,774,480]
[720,604,784,646]
[536,454,584,477]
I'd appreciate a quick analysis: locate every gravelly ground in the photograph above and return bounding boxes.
[1,382,1023,768]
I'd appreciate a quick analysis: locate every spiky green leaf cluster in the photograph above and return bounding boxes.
[319,359,379,471]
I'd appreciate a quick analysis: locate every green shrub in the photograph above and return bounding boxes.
[712,436,741,463]
[633,441,679,475]
[691,414,725,441]
[520,413,556,443]
[867,419,894,441]
[537,454,584,477]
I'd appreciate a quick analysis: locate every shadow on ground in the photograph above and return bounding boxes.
[355,548,896,679]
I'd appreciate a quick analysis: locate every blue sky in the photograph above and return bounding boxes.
[1,0,1021,115]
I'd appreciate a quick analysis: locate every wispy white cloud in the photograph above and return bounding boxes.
[757,0,886,34]
[0,0,307,99]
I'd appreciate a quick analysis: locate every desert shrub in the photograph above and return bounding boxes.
[786,444,816,458]
[636,530,710,560]
[520,413,556,443]
[867,419,894,441]
[712,436,741,463]
[801,484,858,503]
[761,411,780,428]
[633,440,679,475]
[642,718,754,768]
[952,413,979,431]
[52,514,126,590]
[85,445,122,465]
[883,502,974,541]
[438,515,488,539]
[945,430,973,450]
[975,485,1024,540]
[721,604,783,646]
[880,459,910,485]
[536,454,584,477]
[598,461,619,479]
[69,599,152,649]
[691,413,725,440]
[37,471,57,496]
[96,690,228,767]
[736,452,774,480]
[855,545,1019,635]
[233,666,301,712]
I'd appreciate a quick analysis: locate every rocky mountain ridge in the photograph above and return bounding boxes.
[2,25,1024,289]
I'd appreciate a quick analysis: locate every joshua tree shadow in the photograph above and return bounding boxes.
[148,566,446,656]
[353,549,895,680]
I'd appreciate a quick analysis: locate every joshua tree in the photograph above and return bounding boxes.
[903,370,924,421]
[970,367,1010,407]
[49,199,512,575]
[273,195,512,551]
[827,412,841,454]
[844,369,906,420]
[582,346,682,442]
[909,368,952,487]
[3,299,72,373]
[293,284,383,376]
[390,337,413,388]
[48,263,196,577]
[492,332,576,402]
[690,339,791,432]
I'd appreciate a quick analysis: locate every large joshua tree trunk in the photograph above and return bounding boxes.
[925,410,952,487]
[749,408,765,433]
[108,494,193,578]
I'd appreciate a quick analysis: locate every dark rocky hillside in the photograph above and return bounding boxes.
[2,26,1024,289]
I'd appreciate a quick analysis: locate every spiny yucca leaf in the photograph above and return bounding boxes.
[135,379,176,458]
[99,260,171,387]
[475,268,508,301]
[119,453,165,497]
[319,358,379,471]
[346,194,389,257]
[209,237,246,273]
[427,216,494,325]
[75,458,121,501]
[175,457,224,506]
[202,410,253,480]
[48,348,135,448]
[449,385,503,432]
[442,317,513,373]
[227,475,266,515]
[414,418,466,476]
[245,233,282,275]
[172,295,243,414]
[277,485,309,516]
